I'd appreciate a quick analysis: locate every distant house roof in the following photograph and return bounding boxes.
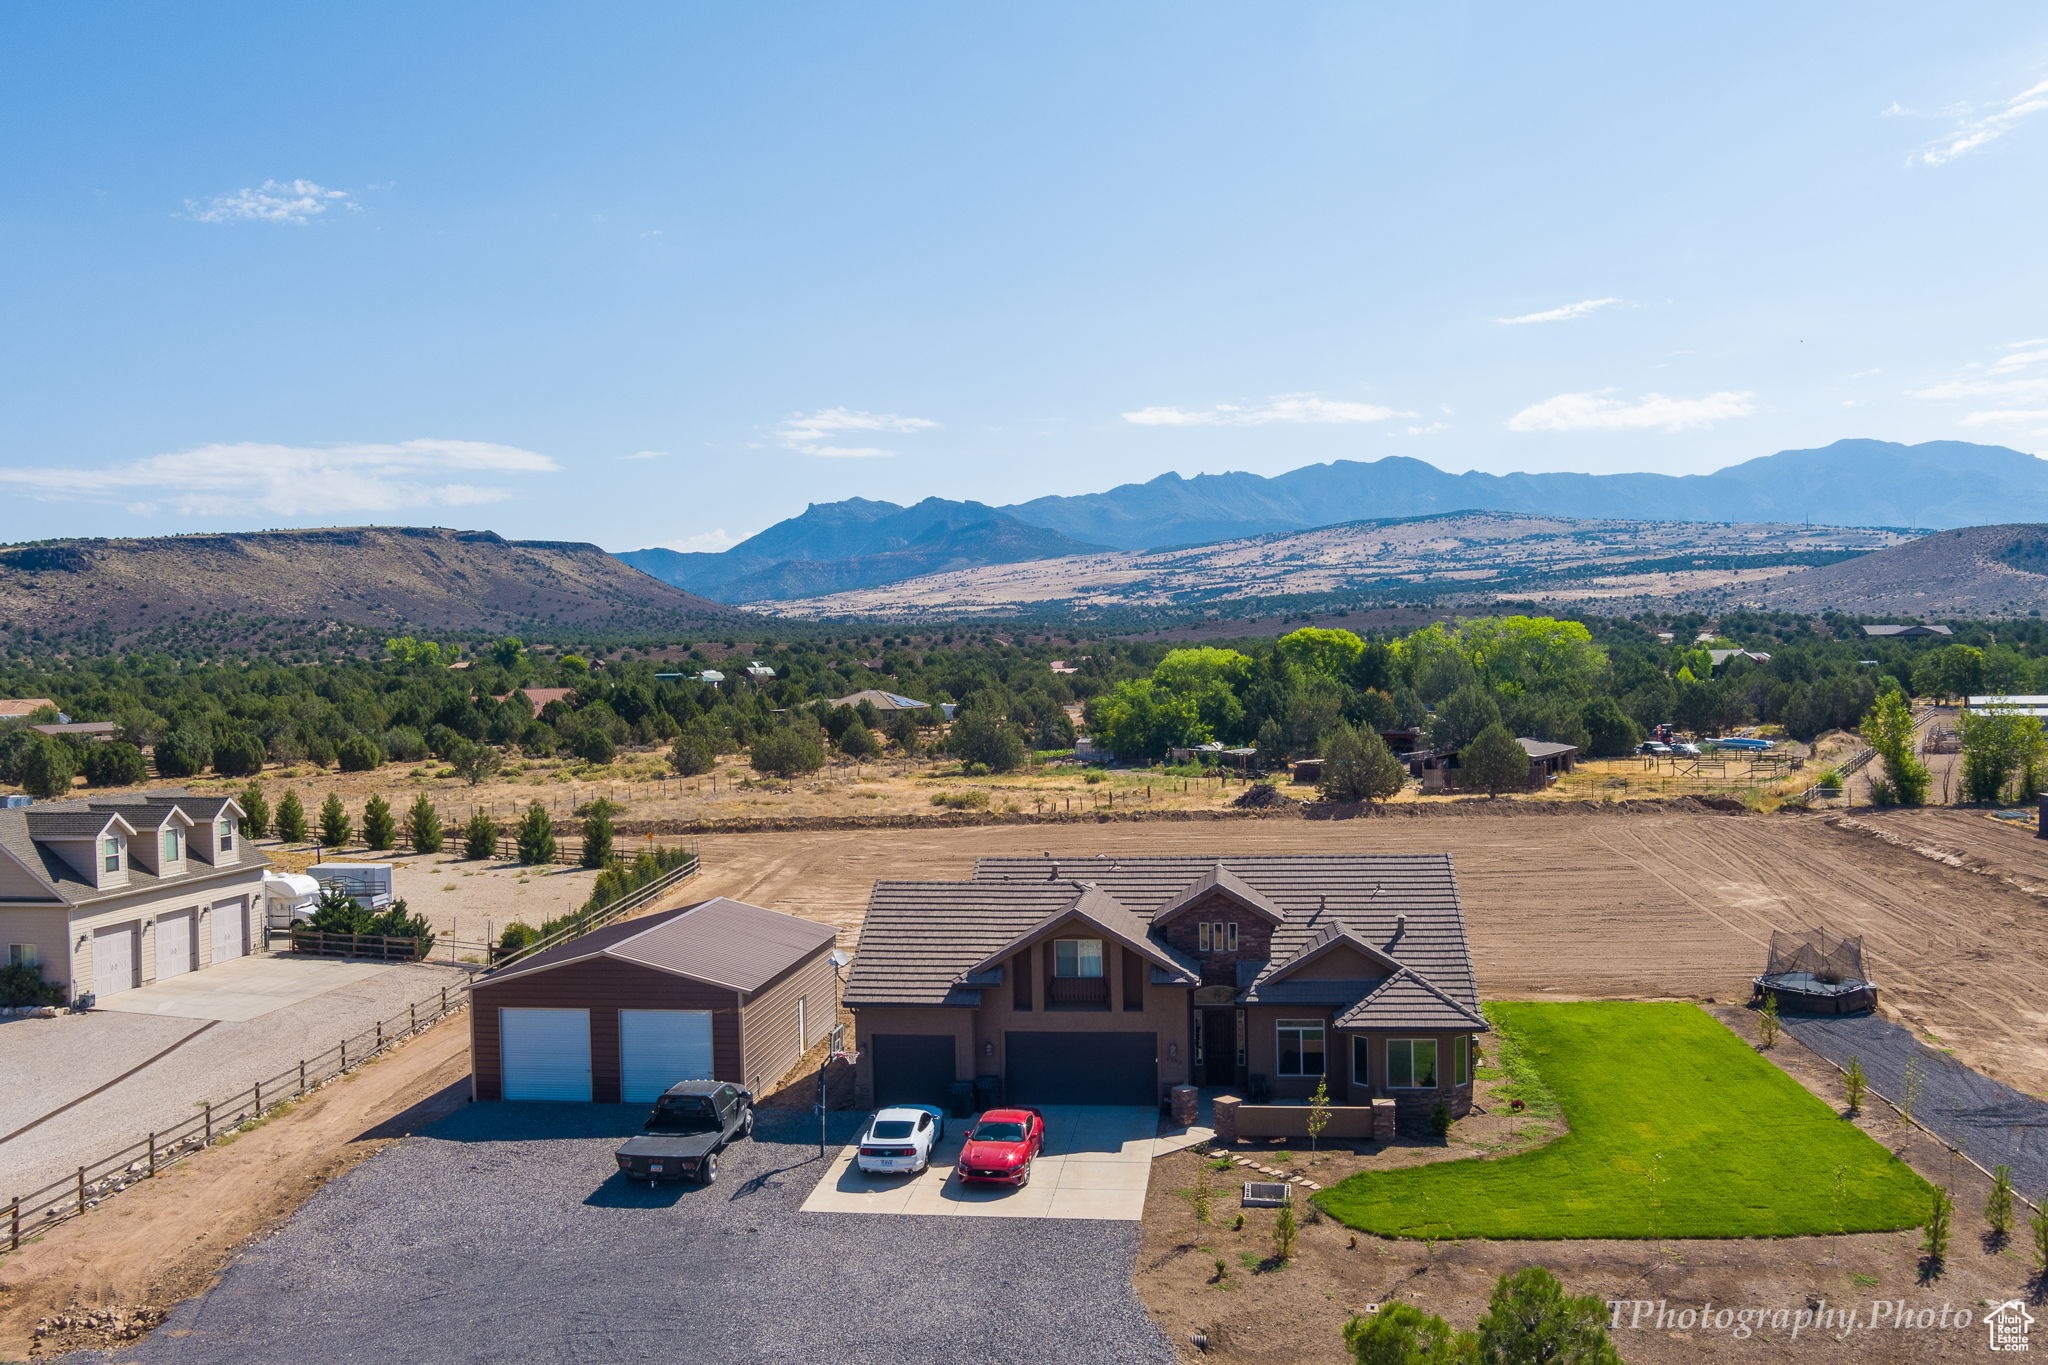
[830,689,930,713]
[1049,661,1080,674]
[495,687,576,718]
[0,699,61,720]
[28,722,118,739]
[475,896,837,994]
[1516,738,1580,761]
[745,661,776,678]
[1862,623,1953,638]
[1707,648,1773,667]
[694,670,726,683]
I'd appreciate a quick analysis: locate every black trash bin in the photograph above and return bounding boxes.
[946,1080,976,1121]
[973,1074,1002,1112]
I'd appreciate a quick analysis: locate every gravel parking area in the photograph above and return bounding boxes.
[270,846,605,951]
[0,958,468,1203]
[90,1106,1177,1365]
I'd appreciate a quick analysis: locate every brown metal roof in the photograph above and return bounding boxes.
[474,897,837,994]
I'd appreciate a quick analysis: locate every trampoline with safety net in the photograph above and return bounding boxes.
[1752,928,1878,1015]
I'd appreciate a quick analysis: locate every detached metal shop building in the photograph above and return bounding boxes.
[468,897,839,1104]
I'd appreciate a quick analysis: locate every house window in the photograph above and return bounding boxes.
[1053,939,1104,978]
[8,944,36,968]
[1197,921,1238,953]
[219,820,235,852]
[1277,1020,1325,1077]
[1351,1035,1371,1087]
[1387,1039,1441,1089]
[102,838,120,873]
[164,828,181,861]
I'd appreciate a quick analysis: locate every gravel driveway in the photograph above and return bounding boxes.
[84,1106,1178,1365]
[0,958,468,1202]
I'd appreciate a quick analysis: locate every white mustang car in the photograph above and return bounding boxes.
[855,1104,947,1175]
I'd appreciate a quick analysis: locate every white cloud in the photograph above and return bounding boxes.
[1992,347,2048,373]
[1960,408,2048,437]
[1121,394,1407,427]
[1505,390,1755,433]
[775,407,937,457]
[0,439,557,517]
[657,529,737,553]
[620,450,666,461]
[1912,375,2048,401]
[183,179,358,225]
[1916,77,2048,166]
[1404,421,1451,436]
[1495,297,1627,326]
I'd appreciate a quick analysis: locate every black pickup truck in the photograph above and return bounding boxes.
[614,1080,754,1185]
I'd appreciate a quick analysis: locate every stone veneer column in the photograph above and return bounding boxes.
[1212,1095,1241,1143]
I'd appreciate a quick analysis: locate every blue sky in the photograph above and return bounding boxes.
[2,2,2046,552]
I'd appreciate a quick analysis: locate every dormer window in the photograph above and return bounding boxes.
[102,838,120,873]
[164,827,181,862]
[219,820,235,853]
[1052,939,1103,979]
[1197,921,1238,953]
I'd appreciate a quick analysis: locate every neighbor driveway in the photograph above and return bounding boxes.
[104,1106,1179,1365]
[800,1103,1167,1220]
[93,956,396,1023]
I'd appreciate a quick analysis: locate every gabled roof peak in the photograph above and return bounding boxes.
[1151,864,1287,925]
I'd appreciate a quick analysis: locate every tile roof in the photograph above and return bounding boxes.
[475,896,837,994]
[962,883,1197,982]
[1148,864,1286,925]
[1336,968,1489,1031]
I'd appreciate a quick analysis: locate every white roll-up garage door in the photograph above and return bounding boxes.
[157,910,195,979]
[619,1009,716,1103]
[210,899,246,963]
[500,1008,593,1101]
[93,923,137,997]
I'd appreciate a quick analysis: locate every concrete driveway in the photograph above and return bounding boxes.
[94,955,395,1022]
[800,1104,1194,1220]
[112,1106,1178,1365]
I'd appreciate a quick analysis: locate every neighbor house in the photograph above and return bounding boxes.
[0,699,66,724]
[0,791,269,1003]
[495,687,577,719]
[828,689,930,717]
[843,854,1484,1119]
[1861,623,1953,639]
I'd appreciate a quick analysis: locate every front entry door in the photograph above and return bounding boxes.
[1197,1009,1238,1086]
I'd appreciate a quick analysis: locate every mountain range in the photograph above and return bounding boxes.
[622,439,2048,602]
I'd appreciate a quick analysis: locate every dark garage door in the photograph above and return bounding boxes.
[1005,1031,1157,1106]
[870,1034,957,1108]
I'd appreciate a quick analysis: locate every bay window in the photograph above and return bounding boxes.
[1351,1035,1371,1087]
[1387,1038,1440,1089]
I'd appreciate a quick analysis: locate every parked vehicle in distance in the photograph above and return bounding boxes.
[1637,741,1672,755]
[263,872,321,929]
[1670,742,1702,756]
[855,1104,946,1175]
[614,1080,753,1185]
[307,862,395,911]
[955,1107,1045,1186]
[1708,736,1773,752]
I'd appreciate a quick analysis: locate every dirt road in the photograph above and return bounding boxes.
[683,806,2048,1098]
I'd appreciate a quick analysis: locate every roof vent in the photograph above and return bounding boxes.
[1394,912,1407,934]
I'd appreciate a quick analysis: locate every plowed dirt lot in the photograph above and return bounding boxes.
[683,806,2048,1098]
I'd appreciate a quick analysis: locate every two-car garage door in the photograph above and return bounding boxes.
[498,1008,715,1103]
[1006,1031,1157,1106]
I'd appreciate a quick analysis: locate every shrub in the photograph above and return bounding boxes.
[1923,1185,1952,1269]
[448,739,504,785]
[576,729,617,764]
[18,736,76,799]
[2033,1197,2048,1272]
[497,921,540,956]
[274,790,308,843]
[462,810,498,860]
[930,790,990,810]
[836,719,882,760]
[514,801,556,864]
[211,731,267,778]
[154,728,212,779]
[669,733,716,776]
[0,961,63,1008]
[83,741,149,788]
[579,804,614,869]
[303,736,336,769]
[1474,1266,1621,1365]
[318,793,352,848]
[361,795,397,850]
[751,727,825,778]
[1272,1200,1298,1262]
[1318,722,1406,804]
[1988,1164,2015,1242]
[405,794,443,854]
[1843,1056,1866,1113]
[1757,991,1781,1048]
[336,735,385,773]
[1429,1101,1454,1141]
[1460,723,1529,797]
[1344,1301,1470,1365]
[381,726,428,762]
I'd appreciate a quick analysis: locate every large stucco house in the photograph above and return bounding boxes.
[0,791,271,1003]
[844,853,1486,1118]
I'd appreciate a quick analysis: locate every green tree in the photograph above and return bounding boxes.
[239,782,271,839]
[83,741,149,788]
[405,794,443,853]
[336,735,384,772]
[1085,679,1204,763]
[211,730,266,777]
[837,718,882,759]
[1318,722,1406,803]
[579,804,613,869]
[275,790,308,843]
[750,727,826,777]
[575,728,617,763]
[951,710,1027,773]
[1345,1301,1473,1365]
[1579,695,1643,758]
[1988,1165,2016,1243]
[1958,705,2046,804]
[318,793,352,848]
[1862,688,1929,806]
[1923,1185,1952,1269]
[1427,683,1503,752]
[1275,627,1365,681]
[1475,1266,1621,1365]
[18,735,76,799]
[448,738,504,785]
[361,794,397,850]
[154,727,212,779]
[462,810,499,860]
[1460,723,1529,797]
[669,730,717,776]
[514,801,557,864]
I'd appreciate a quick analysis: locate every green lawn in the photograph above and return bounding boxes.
[1316,1002,1932,1239]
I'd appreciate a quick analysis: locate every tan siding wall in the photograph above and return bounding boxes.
[470,958,742,1102]
[736,948,837,1095]
[21,866,267,1001]
[0,850,55,901]
[0,908,71,988]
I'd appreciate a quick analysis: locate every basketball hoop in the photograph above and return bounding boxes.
[829,1050,861,1066]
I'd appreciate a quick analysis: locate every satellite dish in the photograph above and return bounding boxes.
[828,949,851,969]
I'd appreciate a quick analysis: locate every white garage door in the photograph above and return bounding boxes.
[501,1008,593,1101]
[157,910,195,979]
[210,899,246,963]
[619,1009,716,1103]
[93,923,137,997]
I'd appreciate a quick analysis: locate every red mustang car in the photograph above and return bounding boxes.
[955,1107,1046,1186]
